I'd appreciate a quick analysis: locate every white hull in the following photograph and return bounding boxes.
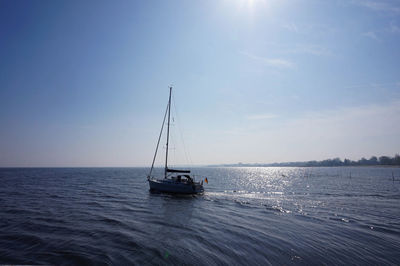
[148,178,204,194]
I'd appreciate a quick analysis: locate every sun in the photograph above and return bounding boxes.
[219,0,277,20]
[238,0,269,9]
[230,0,273,16]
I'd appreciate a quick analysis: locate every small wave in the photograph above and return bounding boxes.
[234,200,251,206]
[97,216,126,227]
[264,204,292,214]
[57,251,94,265]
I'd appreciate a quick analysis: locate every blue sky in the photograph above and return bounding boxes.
[1,0,399,167]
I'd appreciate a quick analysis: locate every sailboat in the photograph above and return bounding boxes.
[147,86,205,194]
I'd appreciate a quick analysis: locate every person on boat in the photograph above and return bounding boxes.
[184,175,194,184]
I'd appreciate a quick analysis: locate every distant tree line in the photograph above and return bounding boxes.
[216,154,400,167]
[296,155,400,167]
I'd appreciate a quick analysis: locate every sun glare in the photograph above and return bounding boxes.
[226,0,274,17]
[238,0,269,10]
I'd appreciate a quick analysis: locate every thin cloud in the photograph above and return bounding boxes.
[362,31,380,41]
[343,81,399,89]
[282,23,299,33]
[246,114,277,120]
[286,44,333,56]
[241,51,295,69]
[354,0,400,14]
[388,22,400,33]
[262,41,333,57]
[265,58,294,68]
[281,22,338,36]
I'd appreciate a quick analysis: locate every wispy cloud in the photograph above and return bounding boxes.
[388,22,400,33]
[246,113,277,120]
[343,81,399,89]
[282,23,299,33]
[241,51,295,69]
[281,22,338,36]
[265,58,294,68]
[354,0,400,14]
[261,41,333,57]
[362,31,380,41]
[287,44,333,56]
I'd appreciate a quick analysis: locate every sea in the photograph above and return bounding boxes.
[0,167,399,265]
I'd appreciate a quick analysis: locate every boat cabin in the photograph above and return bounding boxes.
[174,174,194,183]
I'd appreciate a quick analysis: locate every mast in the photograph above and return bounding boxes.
[164,86,172,178]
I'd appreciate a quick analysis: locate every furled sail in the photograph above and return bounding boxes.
[167,168,191,173]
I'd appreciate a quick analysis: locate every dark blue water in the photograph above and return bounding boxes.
[1,167,399,265]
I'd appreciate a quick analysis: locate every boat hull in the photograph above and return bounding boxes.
[148,178,204,194]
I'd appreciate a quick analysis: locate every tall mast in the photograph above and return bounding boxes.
[164,86,172,178]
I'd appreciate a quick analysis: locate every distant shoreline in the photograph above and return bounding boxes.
[207,164,400,168]
[209,154,400,168]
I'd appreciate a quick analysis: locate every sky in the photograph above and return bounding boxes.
[0,0,399,167]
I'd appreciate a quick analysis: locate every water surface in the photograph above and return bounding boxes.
[0,167,399,265]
